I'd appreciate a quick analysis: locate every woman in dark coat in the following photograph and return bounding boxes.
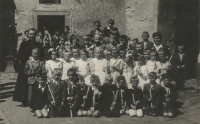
[13,28,44,107]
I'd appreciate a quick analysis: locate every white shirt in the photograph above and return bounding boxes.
[53,79,59,85]
[38,84,45,92]
[179,53,184,62]
[61,61,75,80]
[154,44,163,52]
[164,86,170,95]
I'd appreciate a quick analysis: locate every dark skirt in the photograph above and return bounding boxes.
[12,68,28,103]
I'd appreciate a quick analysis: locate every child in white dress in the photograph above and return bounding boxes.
[45,49,62,81]
[110,48,121,85]
[61,49,76,80]
[90,49,107,86]
[76,49,91,79]
[133,55,149,90]
[122,53,135,89]
[146,50,161,84]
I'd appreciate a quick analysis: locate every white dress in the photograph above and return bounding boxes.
[61,61,76,80]
[93,58,107,86]
[45,59,62,80]
[134,62,149,90]
[110,58,121,85]
[146,60,161,84]
[122,63,133,89]
[76,59,91,86]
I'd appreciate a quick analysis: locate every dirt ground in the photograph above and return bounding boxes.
[0,73,199,124]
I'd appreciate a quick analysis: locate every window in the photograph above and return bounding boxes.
[39,0,61,4]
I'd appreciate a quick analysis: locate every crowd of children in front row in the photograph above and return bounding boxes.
[20,19,188,119]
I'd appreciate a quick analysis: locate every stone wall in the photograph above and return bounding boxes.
[13,0,160,49]
[125,0,159,42]
[13,0,126,50]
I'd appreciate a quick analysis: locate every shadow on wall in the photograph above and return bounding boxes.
[0,0,21,72]
[158,0,199,78]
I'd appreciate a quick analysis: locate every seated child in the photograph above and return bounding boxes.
[65,68,81,117]
[61,49,76,80]
[161,74,178,117]
[102,75,118,117]
[125,76,143,117]
[45,49,62,81]
[77,75,90,117]
[84,74,105,118]
[103,75,128,117]
[47,68,66,117]
[32,76,48,118]
[24,48,45,108]
[143,72,162,116]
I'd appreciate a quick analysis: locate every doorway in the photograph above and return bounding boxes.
[37,15,65,35]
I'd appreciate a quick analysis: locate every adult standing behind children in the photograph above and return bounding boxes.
[13,28,44,107]
[152,32,170,59]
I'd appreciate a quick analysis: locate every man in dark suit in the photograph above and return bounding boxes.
[89,20,103,38]
[171,45,188,90]
[141,31,154,50]
[143,72,162,116]
[13,28,44,107]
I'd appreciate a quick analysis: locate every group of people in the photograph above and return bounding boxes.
[13,19,188,119]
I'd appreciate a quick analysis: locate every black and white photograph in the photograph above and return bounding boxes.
[0,0,199,123]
